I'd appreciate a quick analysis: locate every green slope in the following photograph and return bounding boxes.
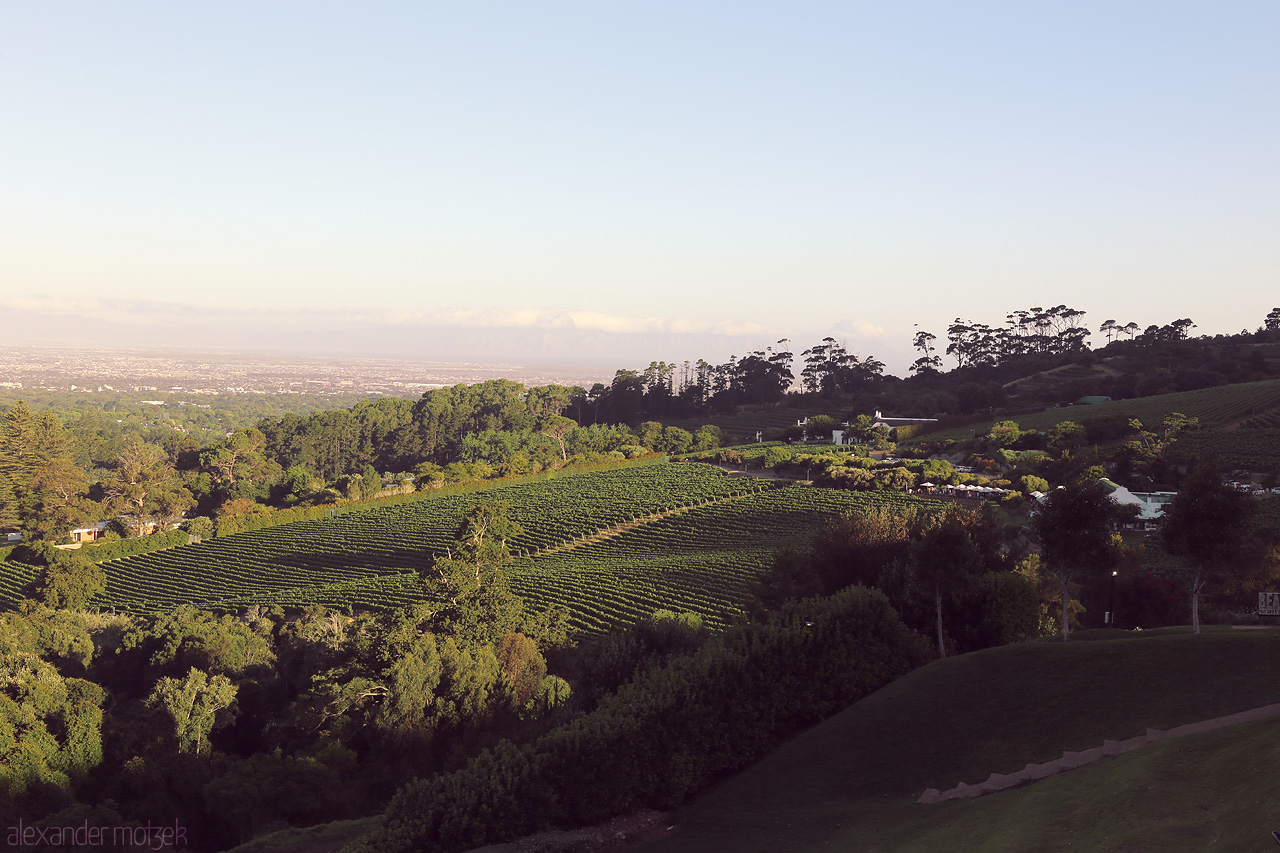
[917,377,1280,444]
[643,627,1280,853]
[189,485,943,632]
[79,463,769,613]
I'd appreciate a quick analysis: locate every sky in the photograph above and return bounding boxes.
[2,2,1277,376]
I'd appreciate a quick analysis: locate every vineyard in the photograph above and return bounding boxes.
[73,463,773,613]
[1242,409,1280,429]
[0,463,949,633]
[1173,428,1280,472]
[0,560,40,609]
[915,378,1280,444]
[197,485,946,632]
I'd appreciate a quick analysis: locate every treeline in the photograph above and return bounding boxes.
[0,382,727,553]
[900,307,1279,416]
[249,382,715,479]
[754,502,1041,658]
[572,306,1280,427]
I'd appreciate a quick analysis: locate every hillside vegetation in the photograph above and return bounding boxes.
[916,377,1280,444]
[0,467,946,634]
[644,627,1280,853]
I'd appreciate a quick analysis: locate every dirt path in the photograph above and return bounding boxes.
[534,490,760,556]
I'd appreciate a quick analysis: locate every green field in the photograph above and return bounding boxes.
[643,627,1280,853]
[916,378,1280,444]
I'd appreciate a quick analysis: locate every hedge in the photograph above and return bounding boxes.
[346,585,929,853]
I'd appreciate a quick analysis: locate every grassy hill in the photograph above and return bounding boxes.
[916,377,1280,444]
[642,627,1280,852]
[660,407,842,441]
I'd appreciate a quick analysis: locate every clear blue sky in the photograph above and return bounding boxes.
[2,2,1276,374]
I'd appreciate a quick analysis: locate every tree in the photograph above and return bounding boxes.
[910,508,982,658]
[910,326,942,375]
[526,384,575,423]
[539,416,577,462]
[1,403,83,534]
[874,466,916,491]
[0,403,40,528]
[102,437,194,537]
[1030,479,1120,641]
[494,630,547,709]
[986,421,1025,449]
[1020,475,1049,494]
[24,457,93,541]
[1266,307,1280,332]
[420,502,526,644]
[146,667,238,755]
[200,428,269,487]
[845,414,891,445]
[1046,421,1087,455]
[691,425,725,451]
[360,463,383,496]
[32,551,106,610]
[1159,462,1268,633]
[0,636,105,795]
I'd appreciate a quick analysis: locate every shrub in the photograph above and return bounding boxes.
[952,571,1043,650]
[1118,572,1190,629]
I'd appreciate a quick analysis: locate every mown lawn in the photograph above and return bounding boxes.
[643,627,1280,852]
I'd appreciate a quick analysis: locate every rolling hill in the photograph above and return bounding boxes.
[642,627,1280,853]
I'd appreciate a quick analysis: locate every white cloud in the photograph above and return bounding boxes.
[0,294,781,338]
[830,318,891,338]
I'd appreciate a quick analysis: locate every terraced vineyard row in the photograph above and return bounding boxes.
[1241,409,1280,429]
[203,486,945,633]
[916,378,1280,444]
[1175,428,1280,472]
[92,463,772,612]
[0,560,41,610]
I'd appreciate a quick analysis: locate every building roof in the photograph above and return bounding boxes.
[1098,478,1176,520]
[871,409,939,428]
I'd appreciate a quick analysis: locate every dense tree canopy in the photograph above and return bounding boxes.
[1030,479,1121,641]
[1159,462,1279,633]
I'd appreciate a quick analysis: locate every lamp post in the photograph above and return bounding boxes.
[1107,570,1118,626]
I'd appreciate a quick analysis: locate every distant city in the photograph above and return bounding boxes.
[0,345,612,397]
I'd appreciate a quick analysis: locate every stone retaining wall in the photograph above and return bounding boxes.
[917,701,1280,804]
